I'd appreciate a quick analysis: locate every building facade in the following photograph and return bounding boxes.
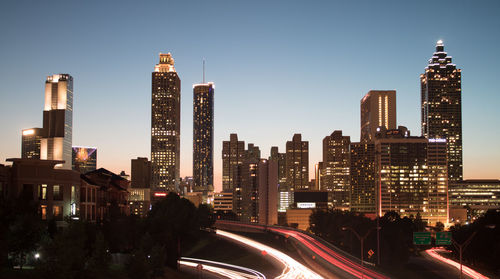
[349,142,376,214]
[21,128,44,159]
[222,134,245,192]
[375,127,448,225]
[269,146,288,212]
[449,180,500,220]
[193,82,214,192]
[285,134,309,191]
[360,90,396,143]
[72,146,97,173]
[151,53,181,194]
[5,159,80,226]
[41,74,73,169]
[321,130,350,210]
[258,159,278,226]
[421,40,463,183]
[131,157,151,189]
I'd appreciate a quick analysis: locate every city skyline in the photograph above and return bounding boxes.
[1,1,500,192]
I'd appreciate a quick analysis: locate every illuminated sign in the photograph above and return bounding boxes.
[429,138,447,143]
[297,202,316,209]
[154,192,167,197]
[73,147,97,162]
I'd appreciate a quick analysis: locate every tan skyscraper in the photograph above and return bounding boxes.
[41,74,73,169]
[360,90,396,142]
[151,53,180,194]
[285,134,309,191]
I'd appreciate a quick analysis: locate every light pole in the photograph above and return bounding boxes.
[342,226,378,266]
[452,224,495,279]
[452,231,476,279]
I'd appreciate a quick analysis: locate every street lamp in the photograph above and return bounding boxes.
[341,226,378,267]
[453,224,496,279]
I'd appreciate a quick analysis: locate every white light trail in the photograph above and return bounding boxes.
[425,248,489,279]
[180,257,266,279]
[216,229,323,279]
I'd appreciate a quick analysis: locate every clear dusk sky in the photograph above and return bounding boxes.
[1,0,499,191]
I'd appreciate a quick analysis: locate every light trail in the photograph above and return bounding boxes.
[425,247,489,279]
[216,229,324,279]
[180,257,266,279]
[179,260,250,279]
[216,221,389,279]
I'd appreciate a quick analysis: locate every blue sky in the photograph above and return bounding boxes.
[1,0,499,190]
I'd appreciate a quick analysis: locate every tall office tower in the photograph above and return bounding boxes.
[151,53,180,194]
[41,74,73,169]
[246,143,261,160]
[360,90,396,143]
[72,146,97,173]
[375,127,448,225]
[222,134,245,216]
[241,157,259,223]
[222,134,245,191]
[131,157,151,188]
[193,82,214,192]
[426,139,449,225]
[269,146,286,188]
[421,40,463,183]
[349,142,376,214]
[285,134,309,191]
[270,146,288,212]
[321,130,351,210]
[21,128,44,159]
[258,159,278,226]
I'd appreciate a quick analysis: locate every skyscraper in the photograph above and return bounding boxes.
[72,146,97,173]
[374,126,448,225]
[193,82,214,192]
[269,146,286,190]
[321,130,350,210]
[421,40,463,183]
[349,142,376,214]
[151,53,180,194]
[131,157,151,189]
[360,90,396,143]
[21,128,44,159]
[285,134,309,191]
[222,134,245,192]
[258,159,278,226]
[41,74,73,169]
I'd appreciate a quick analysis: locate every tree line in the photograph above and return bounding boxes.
[0,192,214,279]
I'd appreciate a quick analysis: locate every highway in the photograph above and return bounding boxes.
[216,221,389,279]
[179,257,266,279]
[216,229,323,279]
[425,247,489,279]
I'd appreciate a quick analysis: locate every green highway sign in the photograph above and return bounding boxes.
[413,232,431,245]
[436,231,452,245]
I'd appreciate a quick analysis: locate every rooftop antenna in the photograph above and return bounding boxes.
[202,58,206,84]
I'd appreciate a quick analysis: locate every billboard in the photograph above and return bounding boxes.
[72,147,97,173]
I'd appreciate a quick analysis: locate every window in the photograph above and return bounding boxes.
[53,185,63,200]
[41,205,47,220]
[39,184,47,200]
[53,205,63,221]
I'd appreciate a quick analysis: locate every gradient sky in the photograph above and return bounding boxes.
[1,0,499,191]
